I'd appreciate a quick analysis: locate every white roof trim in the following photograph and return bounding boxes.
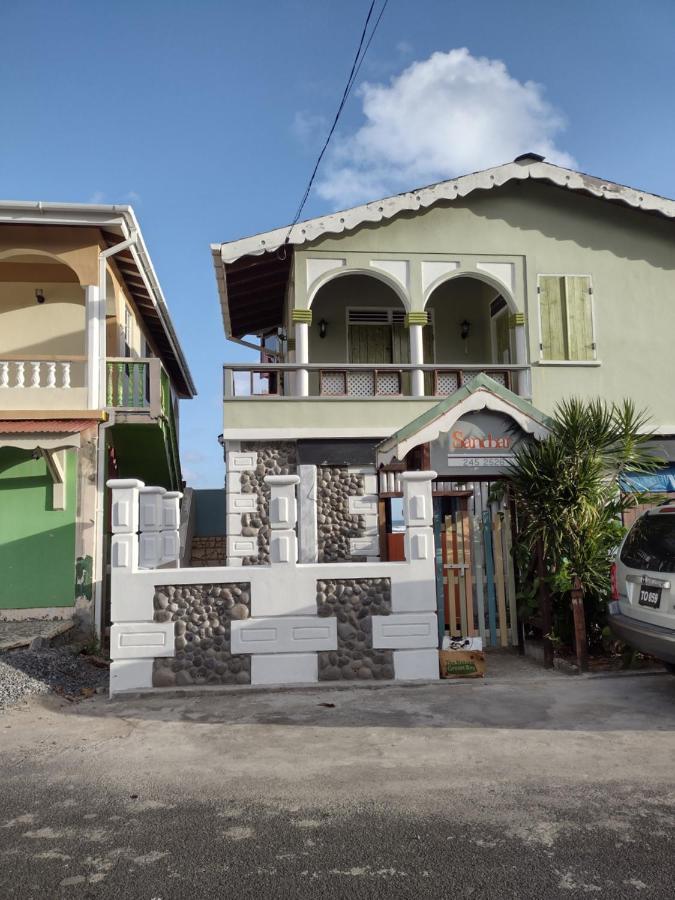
[213,158,675,265]
[377,388,550,466]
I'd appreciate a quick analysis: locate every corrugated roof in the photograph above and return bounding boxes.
[0,419,95,434]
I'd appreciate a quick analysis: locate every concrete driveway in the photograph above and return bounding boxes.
[1,653,674,898]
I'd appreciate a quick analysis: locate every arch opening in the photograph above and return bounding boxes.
[425,274,514,369]
[0,252,86,379]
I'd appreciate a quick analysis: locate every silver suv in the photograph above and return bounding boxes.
[610,506,675,672]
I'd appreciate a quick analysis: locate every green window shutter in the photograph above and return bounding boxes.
[348,324,392,364]
[495,312,511,363]
[391,323,410,364]
[565,276,594,361]
[539,276,566,360]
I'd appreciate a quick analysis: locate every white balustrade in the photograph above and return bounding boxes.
[0,359,75,389]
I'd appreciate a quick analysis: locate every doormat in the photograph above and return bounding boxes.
[439,650,486,679]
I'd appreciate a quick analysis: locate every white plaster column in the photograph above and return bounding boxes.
[84,284,102,409]
[511,312,530,398]
[406,312,427,397]
[265,474,300,565]
[298,464,318,564]
[292,309,312,397]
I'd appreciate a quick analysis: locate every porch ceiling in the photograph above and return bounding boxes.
[102,231,193,397]
[214,249,292,338]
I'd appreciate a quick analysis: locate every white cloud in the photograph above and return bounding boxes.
[88,190,106,204]
[316,48,576,208]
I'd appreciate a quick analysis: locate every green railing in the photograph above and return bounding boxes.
[160,367,182,489]
[106,358,153,409]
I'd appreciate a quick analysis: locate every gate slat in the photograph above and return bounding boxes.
[483,510,497,647]
[502,506,519,646]
[492,514,508,647]
[461,510,475,636]
[456,513,468,636]
[472,514,487,645]
[445,515,457,635]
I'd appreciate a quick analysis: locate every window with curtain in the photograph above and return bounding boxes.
[538,275,596,361]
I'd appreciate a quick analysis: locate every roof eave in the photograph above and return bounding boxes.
[212,159,675,266]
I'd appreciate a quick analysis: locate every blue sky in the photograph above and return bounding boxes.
[2,1,675,486]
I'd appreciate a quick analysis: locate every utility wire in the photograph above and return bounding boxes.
[282,0,389,250]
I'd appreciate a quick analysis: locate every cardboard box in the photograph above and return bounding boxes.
[439,650,486,679]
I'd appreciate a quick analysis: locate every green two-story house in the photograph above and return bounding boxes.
[210,154,675,644]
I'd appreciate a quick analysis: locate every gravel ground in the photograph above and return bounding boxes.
[0,647,108,709]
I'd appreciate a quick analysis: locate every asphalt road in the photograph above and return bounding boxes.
[1,654,674,898]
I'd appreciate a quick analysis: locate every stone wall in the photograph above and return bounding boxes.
[316,467,367,563]
[152,583,251,687]
[316,578,393,681]
[239,442,297,566]
[189,537,226,567]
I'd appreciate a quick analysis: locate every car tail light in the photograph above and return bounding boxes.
[610,562,620,601]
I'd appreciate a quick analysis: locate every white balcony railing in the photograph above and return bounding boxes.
[0,355,86,392]
[223,363,531,400]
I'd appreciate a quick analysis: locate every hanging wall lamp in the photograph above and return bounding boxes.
[35,289,46,305]
[318,319,328,339]
[460,319,471,340]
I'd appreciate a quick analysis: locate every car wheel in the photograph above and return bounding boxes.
[663,662,675,675]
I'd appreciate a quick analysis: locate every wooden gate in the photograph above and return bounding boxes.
[438,496,518,647]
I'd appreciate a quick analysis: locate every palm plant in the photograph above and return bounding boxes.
[509,398,661,653]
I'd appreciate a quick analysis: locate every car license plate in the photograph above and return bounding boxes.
[638,585,662,608]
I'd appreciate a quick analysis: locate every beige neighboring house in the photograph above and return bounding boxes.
[0,202,195,632]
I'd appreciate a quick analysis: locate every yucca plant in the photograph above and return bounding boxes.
[509,398,661,652]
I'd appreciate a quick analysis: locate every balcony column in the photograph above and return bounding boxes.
[84,284,102,409]
[292,309,312,397]
[406,312,427,397]
[510,312,530,398]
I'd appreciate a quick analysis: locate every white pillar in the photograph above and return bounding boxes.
[298,464,318,563]
[265,474,300,565]
[84,284,102,409]
[406,313,427,397]
[511,313,530,398]
[292,309,312,397]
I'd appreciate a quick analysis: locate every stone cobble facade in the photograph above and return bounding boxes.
[190,537,226,567]
[239,442,297,566]
[152,583,251,687]
[317,467,367,563]
[316,578,393,681]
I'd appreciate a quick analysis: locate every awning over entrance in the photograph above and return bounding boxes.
[0,419,98,510]
[0,418,94,451]
[377,374,550,469]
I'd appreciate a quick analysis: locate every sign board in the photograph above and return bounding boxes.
[430,411,529,478]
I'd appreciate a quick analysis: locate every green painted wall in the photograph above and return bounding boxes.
[0,448,77,609]
[292,181,675,426]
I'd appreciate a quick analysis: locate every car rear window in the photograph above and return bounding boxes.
[620,514,675,572]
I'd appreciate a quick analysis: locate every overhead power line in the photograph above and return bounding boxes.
[282,0,389,250]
